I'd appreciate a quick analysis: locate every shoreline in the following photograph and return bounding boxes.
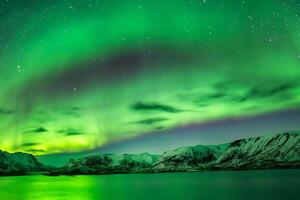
[1,167,300,177]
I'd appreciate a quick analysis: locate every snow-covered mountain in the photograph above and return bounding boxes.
[0,150,44,175]
[50,132,300,175]
[53,152,160,175]
[154,132,300,171]
[153,144,227,170]
[2,131,299,176]
[216,132,300,169]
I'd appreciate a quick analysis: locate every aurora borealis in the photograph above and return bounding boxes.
[1,0,300,155]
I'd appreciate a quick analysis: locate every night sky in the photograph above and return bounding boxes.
[0,0,300,155]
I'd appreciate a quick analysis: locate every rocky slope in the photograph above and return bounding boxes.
[215,132,300,169]
[153,144,227,170]
[154,132,300,171]
[0,150,44,175]
[50,132,300,175]
[2,132,297,176]
[50,153,160,175]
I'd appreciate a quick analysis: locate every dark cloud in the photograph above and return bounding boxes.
[134,117,168,125]
[156,126,165,130]
[25,149,45,153]
[193,81,297,107]
[248,83,294,98]
[207,92,227,99]
[61,107,81,117]
[192,94,227,107]
[21,142,39,147]
[235,82,295,102]
[131,102,181,113]
[24,127,47,133]
[70,107,81,111]
[58,129,84,136]
[0,108,14,115]
[33,127,47,133]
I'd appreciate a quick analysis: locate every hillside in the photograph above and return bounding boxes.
[49,132,300,175]
[154,132,300,171]
[1,132,299,176]
[50,153,160,175]
[0,150,45,175]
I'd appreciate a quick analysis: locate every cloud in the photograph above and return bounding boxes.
[25,149,45,153]
[249,83,294,97]
[131,102,181,113]
[192,81,298,107]
[0,108,14,115]
[24,127,47,133]
[134,117,168,125]
[235,82,296,102]
[61,107,81,117]
[58,129,84,136]
[33,127,47,133]
[21,142,39,147]
[156,126,165,130]
[207,92,227,99]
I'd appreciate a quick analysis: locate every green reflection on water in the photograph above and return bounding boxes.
[0,175,101,200]
[1,170,300,200]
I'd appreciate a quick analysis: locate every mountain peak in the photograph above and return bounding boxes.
[1,131,300,176]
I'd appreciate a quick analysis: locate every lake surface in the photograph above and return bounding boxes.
[1,170,300,200]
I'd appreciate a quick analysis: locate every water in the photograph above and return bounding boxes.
[1,170,300,200]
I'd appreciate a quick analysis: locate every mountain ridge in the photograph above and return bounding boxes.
[1,131,299,176]
[0,150,45,175]
[49,131,300,175]
[153,132,300,171]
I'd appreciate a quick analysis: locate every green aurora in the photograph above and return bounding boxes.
[0,0,300,154]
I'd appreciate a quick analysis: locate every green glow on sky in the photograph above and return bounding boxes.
[0,0,300,154]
